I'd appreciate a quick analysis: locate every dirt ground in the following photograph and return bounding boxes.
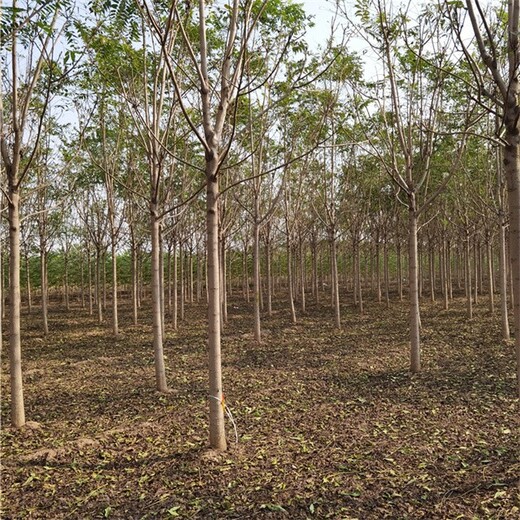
[1,295,519,519]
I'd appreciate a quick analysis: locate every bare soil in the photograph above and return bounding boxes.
[1,295,519,519]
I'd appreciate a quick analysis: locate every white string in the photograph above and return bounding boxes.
[209,395,239,444]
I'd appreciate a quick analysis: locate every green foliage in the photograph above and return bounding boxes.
[88,0,141,38]
[1,0,74,49]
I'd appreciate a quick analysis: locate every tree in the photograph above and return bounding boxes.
[355,0,472,373]
[447,0,520,395]
[141,0,317,450]
[1,0,73,427]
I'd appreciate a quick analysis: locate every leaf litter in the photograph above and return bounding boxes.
[1,297,519,519]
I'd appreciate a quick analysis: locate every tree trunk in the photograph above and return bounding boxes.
[131,239,138,325]
[159,226,165,336]
[375,238,382,303]
[487,238,494,314]
[311,235,319,306]
[206,158,226,452]
[330,230,341,329]
[253,217,261,342]
[64,252,70,311]
[220,235,228,325]
[265,233,273,317]
[25,253,32,314]
[441,238,449,310]
[243,243,250,303]
[418,242,423,300]
[473,240,479,305]
[384,238,390,308]
[180,241,185,321]
[8,189,25,427]
[499,217,510,340]
[429,245,435,302]
[287,236,297,324]
[0,237,3,353]
[87,244,93,316]
[446,240,453,300]
[151,211,168,392]
[397,234,403,301]
[187,249,193,304]
[80,252,85,309]
[502,135,520,396]
[465,234,473,319]
[96,249,103,324]
[409,200,421,373]
[172,239,178,330]
[111,240,119,336]
[197,243,203,302]
[299,235,306,314]
[40,248,49,335]
[167,248,172,315]
[357,242,364,315]
[102,251,107,311]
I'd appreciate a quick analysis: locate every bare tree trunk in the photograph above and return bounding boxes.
[299,235,306,314]
[499,218,510,340]
[172,239,178,330]
[111,241,118,336]
[180,241,185,321]
[80,252,85,309]
[96,249,103,324]
[102,251,107,311]
[486,238,495,314]
[353,241,358,306]
[375,239,382,303]
[397,233,403,301]
[131,238,138,325]
[40,248,49,335]
[243,242,250,303]
[167,248,172,315]
[429,246,435,302]
[409,201,421,373]
[25,253,32,314]
[8,190,25,427]
[137,249,143,309]
[151,212,168,392]
[447,241,453,300]
[418,242,423,300]
[197,243,203,302]
[464,233,473,319]
[253,217,261,342]
[265,233,273,317]
[189,248,194,304]
[312,235,319,306]
[0,236,3,353]
[473,240,479,305]
[87,244,93,316]
[384,238,390,308]
[330,230,341,329]
[441,238,449,310]
[206,159,226,452]
[64,251,70,311]
[287,237,297,324]
[159,226,165,336]
[357,242,364,315]
[455,247,461,291]
[220,235,228,325]
[502,136,520,396]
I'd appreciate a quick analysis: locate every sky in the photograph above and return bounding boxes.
[301,0,340,46]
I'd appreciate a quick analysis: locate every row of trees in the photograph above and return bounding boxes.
[1,0,519,451]
[3,146,515,322]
